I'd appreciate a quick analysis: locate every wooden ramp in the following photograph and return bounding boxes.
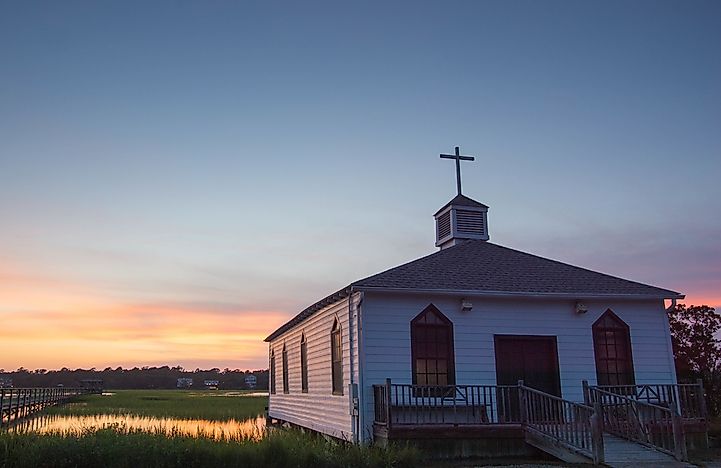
[524,428,595,464]
[518,384,697,466]
[527,431,694,466]
[602,434,694,467]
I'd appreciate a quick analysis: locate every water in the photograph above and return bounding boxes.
[10,413,267,441]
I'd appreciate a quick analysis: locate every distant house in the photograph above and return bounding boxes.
[0,377,12,388]
[80,379,103,393]
[203,379,219,390]
[244,374,257,389]
[176,378,193,389]
[263,151,699,463]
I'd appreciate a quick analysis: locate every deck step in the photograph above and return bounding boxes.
[602,434,693,468]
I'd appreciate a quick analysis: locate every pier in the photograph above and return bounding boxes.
[1,388,93,426]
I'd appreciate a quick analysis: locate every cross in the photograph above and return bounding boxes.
[440,146,475,195]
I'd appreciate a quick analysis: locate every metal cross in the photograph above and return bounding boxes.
[440,146,475,195]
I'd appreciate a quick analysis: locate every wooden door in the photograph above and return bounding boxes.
[494,335,561,396]
[494,335,561,422]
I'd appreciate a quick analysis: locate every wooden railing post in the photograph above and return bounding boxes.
[517,380,526,424]
[582,380,590,405]
[384,378,392,430]
[671,406,687,461]
[696,378,708,420]
[591,402,605,465]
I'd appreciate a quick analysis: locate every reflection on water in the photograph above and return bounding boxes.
[188,391,269,398]
[11,413,266,441]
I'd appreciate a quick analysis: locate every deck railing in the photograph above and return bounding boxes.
[372,379,699,463]
[520,383,603,464]
[587,386,687,461]
[590,380,707,421]
[372,380,521,426]
[0,387,91,426]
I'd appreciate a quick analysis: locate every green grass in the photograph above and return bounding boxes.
[1,389,421,467]
[0,429,420,468]
[45,390,266,421]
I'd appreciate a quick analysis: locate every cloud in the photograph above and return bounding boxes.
[0,262,287,369]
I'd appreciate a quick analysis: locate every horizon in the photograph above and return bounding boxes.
[1,1,720,370]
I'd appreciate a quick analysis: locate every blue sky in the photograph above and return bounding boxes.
[0,1,719,369]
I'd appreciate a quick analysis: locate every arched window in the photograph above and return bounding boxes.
[593,310,635,386]
[411,304,455,386]
[300,333,308,393]
[330,319,343,395]
[282,343,289,394]
[270,350,276,394]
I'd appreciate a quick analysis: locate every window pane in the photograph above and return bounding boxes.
[593,311,634,387]
[331,327,343,394]
[411,306,455,387]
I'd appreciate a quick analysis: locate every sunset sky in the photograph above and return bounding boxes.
[1,1,719,371]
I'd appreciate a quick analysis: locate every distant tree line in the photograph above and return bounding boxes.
[668,304,721,416]
[0,366,268,390]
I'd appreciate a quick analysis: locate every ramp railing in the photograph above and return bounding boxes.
[519,381,604,464]
[587,385,687,461]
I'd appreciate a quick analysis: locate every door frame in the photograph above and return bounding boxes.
[494,334,562,397]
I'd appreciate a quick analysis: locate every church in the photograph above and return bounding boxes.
[264,148,703,463]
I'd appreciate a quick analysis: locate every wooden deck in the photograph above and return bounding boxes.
[375,422,523,440]
[373,380,708,464]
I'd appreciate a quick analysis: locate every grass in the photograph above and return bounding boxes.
[45,390,266,421]
[0,428,420,468]
[0,389,420,467]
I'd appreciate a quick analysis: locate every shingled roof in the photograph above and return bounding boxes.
[265,240,682,341]
[434,194,489,215]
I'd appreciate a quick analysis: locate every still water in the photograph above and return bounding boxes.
[11,413,267,441]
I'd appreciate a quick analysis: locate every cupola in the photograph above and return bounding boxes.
[434,195,489,249]
[435,146,489,249]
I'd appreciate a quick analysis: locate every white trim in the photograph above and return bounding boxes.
[353,286,684,300]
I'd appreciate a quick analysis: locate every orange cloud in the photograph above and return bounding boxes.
[0,263,287,370]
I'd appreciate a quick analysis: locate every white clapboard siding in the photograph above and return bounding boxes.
[268,295,359,440]
[358,292,676,441]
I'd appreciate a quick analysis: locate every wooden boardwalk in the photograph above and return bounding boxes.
[1,387,91,426]
[602,434,695,467]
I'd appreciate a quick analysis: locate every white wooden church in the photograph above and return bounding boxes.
[265,148,703,463]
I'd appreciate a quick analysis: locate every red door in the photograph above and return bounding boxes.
[494,335,561,396]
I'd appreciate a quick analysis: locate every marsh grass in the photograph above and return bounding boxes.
[2,389,420,467]
[46,390,266,421]
[0,427,420,468]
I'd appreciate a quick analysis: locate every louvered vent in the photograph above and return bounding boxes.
[456,209,485,235]
[437,211,451,240]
